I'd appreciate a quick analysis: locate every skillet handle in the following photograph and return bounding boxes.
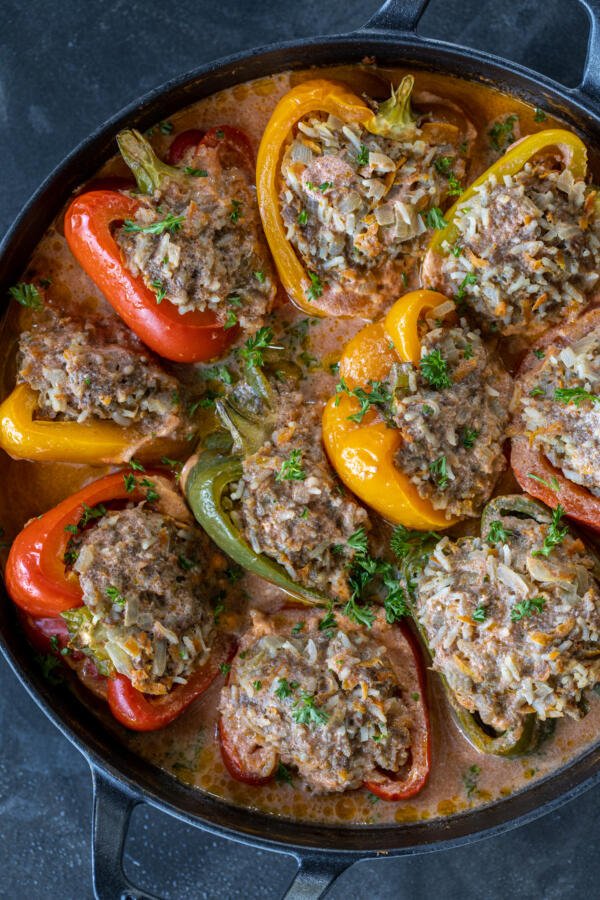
[283,855,350,899]
[580,0,600,103]
[364,0,431,31]
[91,767,161,900]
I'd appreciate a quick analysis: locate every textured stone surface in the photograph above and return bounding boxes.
[0,0,598,897]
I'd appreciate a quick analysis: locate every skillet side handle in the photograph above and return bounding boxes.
[581,0,600,104]
[91,766,162,900]
[283,855,351,900]
[363,0,432,32]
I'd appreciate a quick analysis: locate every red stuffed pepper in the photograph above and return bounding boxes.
[218,607,430,799]
[511,307,600,531]
[64,126,275,363]
[6,468,234,730]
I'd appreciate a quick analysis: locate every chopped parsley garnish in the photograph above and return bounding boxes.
[254,270,266,283]
[345,534,409,627]
[429,455,449,489]
[422,404,433,416]
[463,342,474,360]
[534,108,547,123]
[275,678,299,700]
[35,653,63,686]
[297,209,308,225]
[240,326,273,368]
[123,213,184,235]
[224,310,238,329]
[298,350,318,369]
[532,505,568,558]
[230,199,243,223]
[390,525,440,597]
[472,606,487,623]
[159,120,174,134]
[334,377,393,425]
[529,386,545,397]
[511,595,545,622]
[161,456,183,474]
[79,503,107,528]
[216,129,225,139]
[357,144,369,166]
[344,597,376,628]
[434,156,462,196]
[489,114,518,151]
[292,690,329,727]
[275,448,306,482]
[9,282,45,310]
[253,680,262,691]
[306,271,324,302]
[527,473,560,492]
[533,348,545,359]
[228,294,243,307]
[319,606,337,636]
[318,181,333,192]
[177,554,195,571]
[451,244,462,257]
[420,349,452,389]
[139,477,159,503]
[291,622,305,635]
[184,166,208,177]
[129,459,145,472]
[347,526,369,554]
[463,764,481,798]
[486,520,512,544]
[106,586,126,607]
[554,387,600,407]
[424,206,448,230]
[461,428,479,450]
[275,762,293,784]
[150,279,166,303]
[456,272,478,302]
[213,596,225,624]
[123,473,136,493]
[220,663,231,676]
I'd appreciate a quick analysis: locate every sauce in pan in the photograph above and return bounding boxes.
[2,65,600,826]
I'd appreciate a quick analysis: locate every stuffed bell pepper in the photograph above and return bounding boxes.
[511,306,600,530]
[322,289,512,528]
[422,129,600,337]
[257,75,474,318]
[219,607,430,798]
[5,467,234,731]
[65,126,276,363]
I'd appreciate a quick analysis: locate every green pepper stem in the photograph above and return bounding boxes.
[116,129,180,194]
[367,74,419,139]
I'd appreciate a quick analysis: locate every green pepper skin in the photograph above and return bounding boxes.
[185,449,327,606]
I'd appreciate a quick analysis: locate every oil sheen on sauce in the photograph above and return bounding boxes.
[1,65,600,828]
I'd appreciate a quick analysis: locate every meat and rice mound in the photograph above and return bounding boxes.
[416,508,600,731]
[514,326,600,496]
[232,387,370,600]
[115,141,275,333]
[18,311,190,438]
[219,610,412,792]
[280,109,467,315]
[430,162,600,334]
[391,320,512,518]
[67,504,226,694]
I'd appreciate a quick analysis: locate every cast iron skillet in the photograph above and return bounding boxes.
[3,1,600,897]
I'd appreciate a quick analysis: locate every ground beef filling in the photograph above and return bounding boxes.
[517,329,600,495]
[435,163,600,334]
[115,144,274,332]
[392,324,511,518]
[233,390,370,600]
[70,506,224,694]
[280,112,466,313]
[18,313,188,437]
[219,614,411,792]
[416,515,600,731]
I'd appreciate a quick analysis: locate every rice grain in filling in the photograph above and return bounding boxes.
[416,514,600,731]
[432,162,600,335]
[70,505,225,694]
[219,611,411,792]
[18,312,190,438]
[115,141,275,333]
[234,388,370,600]
[280,111,466,315]
[392,322,511,518]
[515,327,600,495]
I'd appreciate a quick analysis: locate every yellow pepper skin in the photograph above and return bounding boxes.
[426,129,587,258]
[0,384,155,465]
[256,79,375,317]
[322,290,458,530]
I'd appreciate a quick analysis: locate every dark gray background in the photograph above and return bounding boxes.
[0,1,598,897]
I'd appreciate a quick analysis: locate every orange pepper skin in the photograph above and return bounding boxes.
[256,80,373,317]
[322,290,458,530]
[64,190,235,363]
[426,129,587,258]
[5,470,166,617]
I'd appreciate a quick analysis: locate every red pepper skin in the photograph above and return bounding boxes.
[167,129,206,164]
[64,190,233,363]
[218,713,279,785]
[107,636,235,731]
[168,126,254,171]
[19,611,71,655]
[5,470,166,618]
[363,624,431,801]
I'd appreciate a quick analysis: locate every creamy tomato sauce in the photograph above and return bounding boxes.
[2,65,600,827]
